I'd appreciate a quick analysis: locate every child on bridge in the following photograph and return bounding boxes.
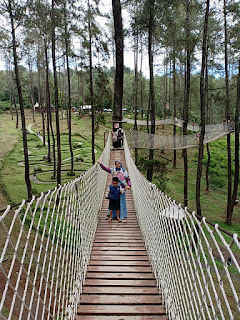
[106,177,125,223]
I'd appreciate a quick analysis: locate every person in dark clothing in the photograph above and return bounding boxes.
[105,177,124,222]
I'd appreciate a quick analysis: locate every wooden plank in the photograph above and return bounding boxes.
[87,266,152,273]
[89,260,151,266]
[90,255,149,261]
[91,251,147,256]
[77,305,166,315]
[77,316,168,320]
[80,294,162,305]
[94,239,143,243]
[95,233,142,237]
[84,279,157,287]
[86,272,154,280]
[82,286,159,295]
[91,246,146,251]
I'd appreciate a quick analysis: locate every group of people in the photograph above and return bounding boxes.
[112,128,124,148]
[97,160,131,222]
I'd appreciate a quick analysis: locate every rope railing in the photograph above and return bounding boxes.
[0,133,111,320]
[125,130,229,150]
[124,118,234,133]
[124,134,240,320]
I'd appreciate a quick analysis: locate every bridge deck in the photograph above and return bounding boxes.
[77,149,168,319]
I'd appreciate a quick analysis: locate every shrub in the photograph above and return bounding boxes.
[34,166,42,174]
[67,171,76,176]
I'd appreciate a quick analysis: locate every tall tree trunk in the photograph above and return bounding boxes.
[206,143,210,191]
[28,58,35,123]
[140,36,144,121]
[169,60,171,115]
[37,54,46,146]
[134,26,138,164]
[52,0,61,185]
[147,0,155,182]
[226,59,240,223]
[179,65,183,135]
[164,62,168,119]
[5,58,13,120]
[173,46,177,168]
[224,0,232,213]
[8,65,19,128]
[63,3,73,174]
[196,0,209,216]
[183,0,191,207]
[205,59,210,191]
[9,0,32,199]
[112,0,124,122]
[147,96,150,133]
[45,43,56,179]
[44,39,52,163]
[88,0,95,165]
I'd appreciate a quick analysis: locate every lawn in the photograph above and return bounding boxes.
[0,110,130,208]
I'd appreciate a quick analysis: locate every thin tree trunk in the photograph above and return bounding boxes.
[205,59,210,191]
[88,0,95,165]
[9,0,32,199]
[9,65,19,128]
[169,60,171,115]
[45,43,56,179]
[28,58,35,123]
[147,0,155,182]
[183,0,191,207]
[206,143,210,191]
[226,59,240,223]
[140,36,144,121]
[134,26,138,164]
[173,46,177,168]
[196,0,209,216]
[112,0,124,122]
[37,54,46,146]
[44,39,51,163]
[52,0,61,184]
[5,58,13,120]
[147,96,150,133]
[224,0,232,215]
[164,62,168,119]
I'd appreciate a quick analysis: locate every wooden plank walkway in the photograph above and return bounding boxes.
[77,149,168,320]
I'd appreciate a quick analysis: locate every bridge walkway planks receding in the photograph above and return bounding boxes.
[76,149,168,320]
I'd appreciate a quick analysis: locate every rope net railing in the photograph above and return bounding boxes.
[124,118,234,133]
[124,134,240,320]
[125,130,229,150]
[0,134,111,320]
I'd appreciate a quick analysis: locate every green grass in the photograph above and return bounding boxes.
[0,111,134,206]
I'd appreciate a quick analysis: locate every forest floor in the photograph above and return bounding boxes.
[0,110,239,237]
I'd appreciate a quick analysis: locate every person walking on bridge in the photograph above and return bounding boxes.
[97,160,131,220]
[106,177,125,222]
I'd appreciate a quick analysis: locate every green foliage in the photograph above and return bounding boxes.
[201,137,237,189]
[0,101,11,112]
[95,113,106,132]
[138,156,169,192]
[34,166,42,174]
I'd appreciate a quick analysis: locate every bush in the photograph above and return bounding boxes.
[67,171,76,176]
[138,156,169,192]
[34,166,42,174]
[76,156,84,162]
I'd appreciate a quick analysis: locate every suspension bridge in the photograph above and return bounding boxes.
[0,133,239,320]
[124,118,234,150]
